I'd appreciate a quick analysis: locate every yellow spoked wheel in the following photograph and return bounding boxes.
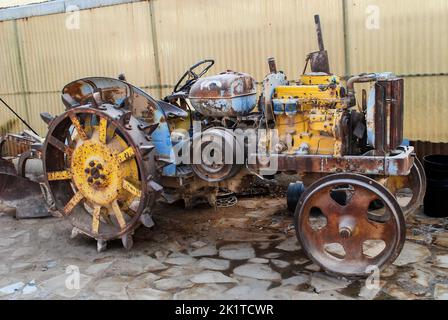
[43,104,160,251]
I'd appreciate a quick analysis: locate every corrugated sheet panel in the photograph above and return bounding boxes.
[346,0,448,142]
[0,20,23,94]
[411,141,448,161]
[11,1,159,135]
[153,0,346,98]
[0,20,27,134]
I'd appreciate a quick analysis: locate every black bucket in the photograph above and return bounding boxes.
[424,155,448,218]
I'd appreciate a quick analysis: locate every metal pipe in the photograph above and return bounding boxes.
[268,57,277,74]
[314,15,325,52]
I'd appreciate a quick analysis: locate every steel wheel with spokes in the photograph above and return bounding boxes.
[43,104,160,251]
[295,173,406,278]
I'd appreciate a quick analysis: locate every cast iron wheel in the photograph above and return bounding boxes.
[43,104,160,251]
[295,173,406,278]
[385,157,426,217]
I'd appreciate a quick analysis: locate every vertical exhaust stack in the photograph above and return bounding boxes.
[308,15,331,74]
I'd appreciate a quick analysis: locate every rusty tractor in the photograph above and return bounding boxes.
[0,16,426,278]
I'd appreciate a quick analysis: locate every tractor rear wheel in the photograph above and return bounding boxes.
[43,104,160,251]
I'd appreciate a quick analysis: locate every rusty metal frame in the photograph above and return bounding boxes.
[251,146,415,176]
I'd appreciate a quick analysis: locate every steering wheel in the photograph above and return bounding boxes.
[173,59,215,94]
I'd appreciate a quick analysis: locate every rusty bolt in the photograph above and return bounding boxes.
[339,227,352,239]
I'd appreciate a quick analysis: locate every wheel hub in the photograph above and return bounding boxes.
[71,133,130,207]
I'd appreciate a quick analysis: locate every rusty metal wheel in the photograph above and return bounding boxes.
[385,157,426,217]
[43,104,161,251]
[295,173,406,278]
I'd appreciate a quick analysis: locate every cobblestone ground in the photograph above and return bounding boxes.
[0,196,447,300]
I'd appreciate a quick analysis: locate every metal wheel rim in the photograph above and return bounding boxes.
[43,105,155,241]
[295,173,406,278]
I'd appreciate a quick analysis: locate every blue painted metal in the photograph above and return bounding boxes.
[0,0,144,21]
[189,71,257,117]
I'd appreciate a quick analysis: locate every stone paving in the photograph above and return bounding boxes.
[0,196,447,300]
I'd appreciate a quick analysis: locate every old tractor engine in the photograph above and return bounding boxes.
[31,15,425,278]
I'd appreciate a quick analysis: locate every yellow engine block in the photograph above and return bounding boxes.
[272,74,346,156]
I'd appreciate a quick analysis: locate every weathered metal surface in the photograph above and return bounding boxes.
[43,104,159,245]
[385,157,426,217]
[251,147,415,176]
[0,133,35,158]
[295,173,406,277]
[411,140,448,160]
[374,78,404,154]
[0,173,49,219]
[189,71,257,117]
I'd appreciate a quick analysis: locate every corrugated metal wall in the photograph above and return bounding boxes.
[0,0,447,143]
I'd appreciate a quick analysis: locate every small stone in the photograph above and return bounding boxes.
[94,276,130,299]
[85,261,113,275]
[191,271,237,284]
[110,256,167,275]
[154,250,169,261]
[271,259,290,269]
[0,282,25,296]
[434,284,448,300]
[40,273,92,298]
[160,266,201,277]
[294,258,309,265]
[173,284,228,300]
[434,254,448,269]
[128,288,172,300]
[165,255,196,266]
[190,245,217,257]
[282,274,309,287]
[257,242,271,250]
[262,252,282,259]
[435,234,448,248]
[154,277,194,290]
[233,263,281,281]
[198,258,230,271]
[393,241,431,266]
[383,284,418,300]
[22,280,37,295]
[219,243,255,260]
[191,241,207,249]
[275,237,300,252]
[128,273,162,289]
[223,285,268,300]
[305,264,321,272]
[310,273,351,293]
[248,258,269,264]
